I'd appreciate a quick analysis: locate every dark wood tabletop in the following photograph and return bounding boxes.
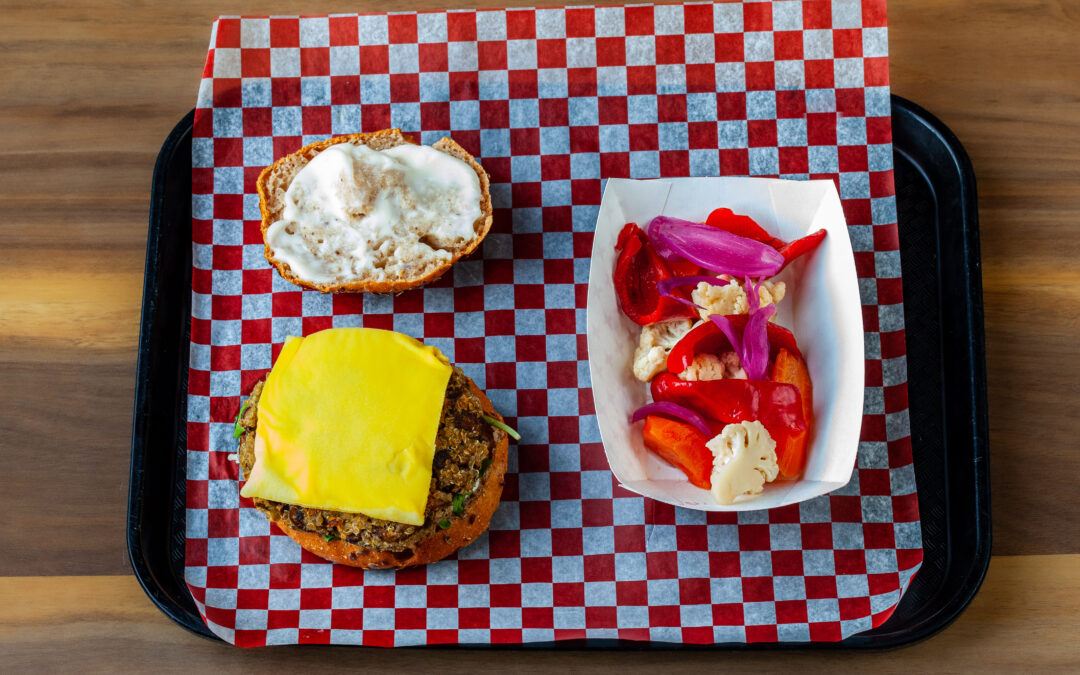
[2,0,1078,669]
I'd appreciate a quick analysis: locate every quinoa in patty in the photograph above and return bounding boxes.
[236,367,504,553]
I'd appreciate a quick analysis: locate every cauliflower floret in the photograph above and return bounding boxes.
[706,421,779,505]
[678,351,747,381]
[691,277,787,320]
[631,319,693,382]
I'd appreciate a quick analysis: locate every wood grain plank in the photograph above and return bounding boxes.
[1,556,1078,671]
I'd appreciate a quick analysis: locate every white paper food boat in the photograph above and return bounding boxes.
[587,177,864,511]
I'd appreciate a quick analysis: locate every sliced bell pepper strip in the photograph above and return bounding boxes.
[650,372,807,443]
[666,315,802,375]
[641,415,714,490]
[705,208,787,249]
[613,223,698,325]
[777,228,827,271]
[770,348,814,478]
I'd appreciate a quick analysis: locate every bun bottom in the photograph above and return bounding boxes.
[276,376,509,569]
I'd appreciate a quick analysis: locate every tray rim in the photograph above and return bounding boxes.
[126,95,990,649]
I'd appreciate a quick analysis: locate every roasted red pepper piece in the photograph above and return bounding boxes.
[770,348,814,478]
[641,415,714,489]
[613,223,697,325]
[650,372,808,443]
[777,228,827,271]
[665,315,803,375]
[705,208,786,249]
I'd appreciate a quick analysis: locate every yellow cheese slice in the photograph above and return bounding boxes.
[240,327,451,526]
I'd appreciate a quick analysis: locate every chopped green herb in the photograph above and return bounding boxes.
[482,414,521,441]
[437,518,451,530]
[480,458,493,475]
[452,493,470,515]
[232,401,250,438]
[322,533,338,543]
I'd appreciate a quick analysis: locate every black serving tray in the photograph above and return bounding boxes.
[127,96,990,648]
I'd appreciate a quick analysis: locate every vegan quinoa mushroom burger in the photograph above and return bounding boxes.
[235,327,516,569]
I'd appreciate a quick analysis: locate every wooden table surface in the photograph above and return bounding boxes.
[2,0,1078,670]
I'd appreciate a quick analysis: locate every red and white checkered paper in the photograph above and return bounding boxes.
[186,1,921,646]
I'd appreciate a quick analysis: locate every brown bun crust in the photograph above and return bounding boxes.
[256,128,493,295]
[275,376,508,569]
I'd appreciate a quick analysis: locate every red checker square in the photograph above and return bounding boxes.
[713,602,744,626]
[516,387,547,418]
[362,631,392,647]
[450,71,479,101]
[613,520,643,552]
[738,523,771,551]
[422,630,455,645]
[362,585,394,608]
[884,382,909,414]
[708,550,743,574]
[776,91,806,119]
[683,4,713,33]
[511,181,542,208]
[865,358,883,386]
[547,361,578,388]
[774,31,804,60]
[655,35,684,65]
[627,65,656,95]
[331,607,363,630]
[477,41,507,70]
[566,7,595,37]
[805,575,838,599]
[682,626,713,643]
[479,99,509,129]
[300,47,329,76]
[537,39,566,69]
[553,582,584,607]
[779,147,809,174]
[771,550,804,576]
[212,79,241,108]
[657,94,687,123]
[675,524,708,551]
[831,494,864,522]
[238,536,269,564]
[213,137,243,168]
[745,62,775,91]
[390,73,419,102]
[688,121,718,149]
[898,548,923,572]
[580,442,611,471]
[301,315,331,335]
[551,528,584,556]
[645,551,678,579]
[746,626,779,642]
[801,522,833,550]
[717,92,747,121]
[210,345,240,371]
[596,37,626,67]
[586,606,617,628]
[776,599,809,624]
[748,120,778,147]
[211,294,241,320]
[360,104,391,131]
[506,9,535,39]
[392,290,423,313]
[893,492,921,522]
[420,101,451,131]
[743,1,772,30]
[863,522,896,549]
[302,106,331,135]
[874,224,901,251]
[271,78,301,106]
[236,588,268,610]
[598,96,628,125]
[889,435,914,467]
[522,557,552,583]
[581,499,613,527]
[881,328,906,359]
[742,576,774,602]
[550,472,582,500]
[859,467,891,496]
[865,57,890,86]
[426,585,458,609]
[836,88,867,117]
[330,75,360,104]
[862,0,888,27]
[185,535,207,565]
[192,168,213,196]
[833,29,863,58]
[523,607,554,628]
[648,605,681,626]
[573,234,594,261]
[216,18,241,47]
[458,607,490,630]
[584,554,615,582]
[491,583,522,608]
[802,0,832,29]
[714,33,744,63]
[425,308,457,334]
[242,107,272,137]
[419,43,448,72]
[539,98,569,127]
[616,580,648,605]
[205,606,237,630]
[269,18,299,47]
[600,152,631,178]
[650,502,677,525]
[273,135,302,158]
[271,292,302,317]
[629,124,658,151]
[241,48,271,77]
[516,333,547,360]
[519,450,548,477]
[545,308,576,334]
[810,622,843,641]
[839,146,869,172]
[541,154,571,181]
[869,169,895,198]
[686,63,715,93]
[678,577,710,604]
[447,12,477,41]
[575,284,589,312]
[268,561,300,588]
[625,5,654,35]
[807,112,838,146]
[805,59,835,89]
[388,14,417,43]
[520,501,552,530]
[543,258,574,284]
[187,366,210,396]
[458,559,490,586]
[206,564,238,588]
[839,596,871,620]
[853,251,876,279]
[328,15,358,45]
[207,509,238,538]
[358,45,389,74]
[486,361,516,390]
[396,608,425,629]
[300,587,332,610]
[452,337,483,363]
[510,69,539,99]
